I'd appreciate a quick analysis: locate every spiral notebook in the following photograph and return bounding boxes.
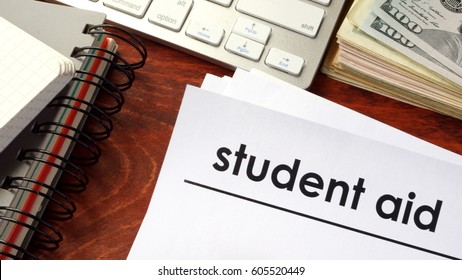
[0,17,75,153]
[0,0,147,260]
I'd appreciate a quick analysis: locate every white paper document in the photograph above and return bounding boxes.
[202,69,462,166]
[129,84,462,259]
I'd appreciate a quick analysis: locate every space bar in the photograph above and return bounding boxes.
[236,0,325,38]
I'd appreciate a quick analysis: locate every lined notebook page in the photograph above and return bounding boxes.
[0,17,75,152]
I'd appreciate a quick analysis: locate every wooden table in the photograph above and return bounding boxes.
[29,33,462,260]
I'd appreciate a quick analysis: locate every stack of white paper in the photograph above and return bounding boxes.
[128,69,462,259]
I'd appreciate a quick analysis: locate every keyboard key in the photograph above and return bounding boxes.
[236,0,325,38]
[186,21,225,46]
[207,0,232,6]
[232,17,271,45]
[225,33,265,61]
[103,0,152,18]
[265,48,304,76]
[148,0,193,31]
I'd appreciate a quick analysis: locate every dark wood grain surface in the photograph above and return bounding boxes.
[28,31,462,260]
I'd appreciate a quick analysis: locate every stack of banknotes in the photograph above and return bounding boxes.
[322,0,462,119]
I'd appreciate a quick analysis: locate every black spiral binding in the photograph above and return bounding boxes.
[2,176,77,219]
[0,24,147,259]
[48,95,114,141]
[32,121,101,166]
[73,71,125,115]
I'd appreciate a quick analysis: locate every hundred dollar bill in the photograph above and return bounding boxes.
[360,14,462,86]
[372,0,462,77]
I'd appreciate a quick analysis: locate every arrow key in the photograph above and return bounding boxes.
[232,17,271,44]
[225,33,265,61]
[186,20,225,46]
[265,48,305,76]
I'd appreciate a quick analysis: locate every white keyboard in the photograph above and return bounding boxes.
[47,0,346,88]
